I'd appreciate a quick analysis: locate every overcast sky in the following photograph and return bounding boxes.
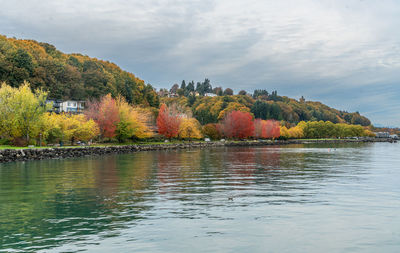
[1,0,400,126]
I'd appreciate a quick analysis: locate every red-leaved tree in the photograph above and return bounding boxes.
[218,111,254,139]
[157,104,181,138]
[85,94,120,138]
[253,119,280,139]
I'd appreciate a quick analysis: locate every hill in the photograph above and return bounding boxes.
[0,34,159,107]
[0,34,371,126]
[161,81,371,126]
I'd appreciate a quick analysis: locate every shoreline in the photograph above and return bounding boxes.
[0,138,396,163]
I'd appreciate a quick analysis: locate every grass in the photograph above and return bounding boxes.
[0,140,208,150]
[0,138,368,150]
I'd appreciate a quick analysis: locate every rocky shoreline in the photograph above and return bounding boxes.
[0,138,395,163]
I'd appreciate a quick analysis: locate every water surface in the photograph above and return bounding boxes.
[1,143,399,252]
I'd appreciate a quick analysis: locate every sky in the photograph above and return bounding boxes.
[1,0,400,126]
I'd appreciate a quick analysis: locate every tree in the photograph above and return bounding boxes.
[253,119,280,139]
[170,83,179,94]
[202,123,221,140]
[115,96,153,142]
[156,104,181,138]
[213,87,223,96]
[218,111,254,139]
[251,100,269,120]
[180,80,186,90]
[186,81,195,92]
[218,102,251,120]
[177,88,184,96]
[178,118,203,140]
[0,81,49,145]
[223,88,233,95]
[0,35,159,105]
[85,94,120,138]
[238,90,247,95]
[45,113,99,144]
[253,89,268,99]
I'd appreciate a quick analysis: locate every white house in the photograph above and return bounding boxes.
[374,132,390,138]
[59,100,85,113]
[205,93,217,97]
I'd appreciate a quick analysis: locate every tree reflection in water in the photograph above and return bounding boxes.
[0,143,374,252]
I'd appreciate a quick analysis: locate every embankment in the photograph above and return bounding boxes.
[0,138,395,163]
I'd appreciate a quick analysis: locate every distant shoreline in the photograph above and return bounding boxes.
[0,138,396,164]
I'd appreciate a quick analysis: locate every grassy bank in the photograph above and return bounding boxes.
[0,137,393,151]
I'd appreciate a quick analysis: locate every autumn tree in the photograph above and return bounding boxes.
[85,94,120,138]
[44,113,99,144]
[223,88,233,95]
[156,104,181,138]
[202,123,221,140]
[115,96,153,142]
[0,34,159,104]
[178,118,203,140]
[218,111,254,139]
[253,119,280,139]
[0,81,50,145]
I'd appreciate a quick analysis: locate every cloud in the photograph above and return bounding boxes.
[1,0,400,125]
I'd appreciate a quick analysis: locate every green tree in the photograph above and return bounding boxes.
[0,81,49,145]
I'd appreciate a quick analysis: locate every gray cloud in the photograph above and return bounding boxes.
[1,0,400,126]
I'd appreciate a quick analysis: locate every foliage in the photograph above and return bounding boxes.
[85,94,153,142]
[280,125,304,139]
[218,102,251,120]
[156,104,181,138]
[0,34,159,106]
[202,123,221,140]
[0,81,49,144]
[253,119,281,139]
[191,95,254,125]
[178,118,203,140]
[41,113,99,144]
[218,111,254,139]
[85,94,120,138]
[251,100,282,120]
[297,121,368,138]
[223,88,233,95]
[115,96,153,142]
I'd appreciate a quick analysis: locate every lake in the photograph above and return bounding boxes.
[1,142,399,252]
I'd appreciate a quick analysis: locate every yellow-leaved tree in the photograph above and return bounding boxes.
[287,125,304,139]
[0,81,49,145]
[178,118,203,140]
[44,113,99,145]
[280,126,290,139]
[115,96,153,143]
[217,102,251,120]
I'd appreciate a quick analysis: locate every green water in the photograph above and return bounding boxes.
[1,143,399,252]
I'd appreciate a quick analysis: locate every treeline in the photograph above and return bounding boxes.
[0,82,374,147]
[0,82,154,146]
[155,104,374,140]
[0,34,159,106]
[161,79,371,126]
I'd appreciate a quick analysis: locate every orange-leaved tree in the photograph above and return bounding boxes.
[254,119,280,139]
[85,94,120,138]
[218,111,254,139]
[156,104,181,138]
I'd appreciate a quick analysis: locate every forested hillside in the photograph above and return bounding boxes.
[0,34,159,106]
[161,80,371,126]
[0,34,371,127]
